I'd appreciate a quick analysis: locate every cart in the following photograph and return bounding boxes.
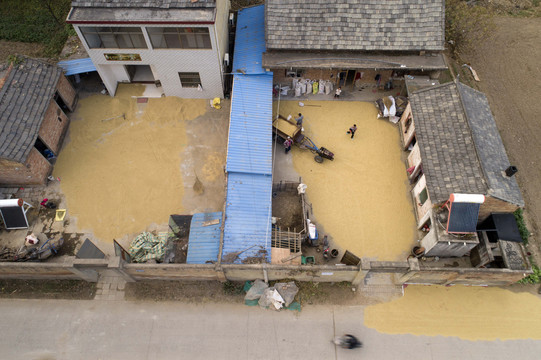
[273,115,335,163]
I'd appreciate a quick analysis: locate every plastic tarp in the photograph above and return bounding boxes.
[129,232,167,263]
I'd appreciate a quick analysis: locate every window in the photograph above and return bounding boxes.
[80,27,147,49]
[178,72,201,88]
[148,27,211,49]
[418,188,428,205]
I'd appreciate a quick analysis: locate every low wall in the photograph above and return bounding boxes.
[0,257,108,281]
[123,263,221,281]
[0,257,531,287]
[223,264,359,283]
[405,267,528,286]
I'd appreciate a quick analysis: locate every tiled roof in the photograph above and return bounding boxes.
[410,82,487,203]
[265,0,444,51]
[457,82,524,206]
[71,0,215,8]
[0,57,61,163]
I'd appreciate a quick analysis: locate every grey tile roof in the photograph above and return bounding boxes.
[71,0,215,8]
[265,0,445,51]
[410,82,487,204]
[0,57,61,163]
[457,82,524,206]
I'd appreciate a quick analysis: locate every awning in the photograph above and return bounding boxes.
[57,58,97,76]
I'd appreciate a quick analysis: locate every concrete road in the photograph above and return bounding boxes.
[1,299,540,360]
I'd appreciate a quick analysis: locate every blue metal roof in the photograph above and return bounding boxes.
[226,73,274,175]
[232,5,266,75]
[57,58,97,76]
[186,212,222,264]
[222,173,272,263]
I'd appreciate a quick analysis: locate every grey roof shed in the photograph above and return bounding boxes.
[0,58,62,163]
[265,0,445,51]
[410,81,523,206]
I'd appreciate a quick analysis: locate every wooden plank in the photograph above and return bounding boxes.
[202,219,219,227]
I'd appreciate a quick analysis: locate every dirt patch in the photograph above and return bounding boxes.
[272,189,304,231]
[461,16,541,263]
[0,279,96,300]
[125,279,363,306]
[0,40,45,63]
[125,281,245,302]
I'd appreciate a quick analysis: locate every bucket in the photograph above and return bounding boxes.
[412,246,425,258]
[330,249,339,258]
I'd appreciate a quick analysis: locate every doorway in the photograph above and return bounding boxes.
[125,65,155,83]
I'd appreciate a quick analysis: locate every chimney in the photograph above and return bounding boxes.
[505,166,518,177]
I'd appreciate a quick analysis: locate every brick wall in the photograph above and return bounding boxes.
[479,195,519,222]
[0,148,51,186]
[56,74,77,111]
[39,100,70,155]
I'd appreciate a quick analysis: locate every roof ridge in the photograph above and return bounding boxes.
[410,80,454,95]
[454,79,489,191]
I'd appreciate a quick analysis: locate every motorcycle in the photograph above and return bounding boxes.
[333,334,362,349]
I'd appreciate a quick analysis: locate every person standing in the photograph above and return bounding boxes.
[284,137,293,153]
[334,86,342,98]
[295,113,304,126]
[348,124,357,139]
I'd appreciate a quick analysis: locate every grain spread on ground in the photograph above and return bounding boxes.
[274,100,416,260]
[364,285,541,341]
[53,85,207,242]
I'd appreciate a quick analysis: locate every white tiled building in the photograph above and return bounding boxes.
[67,0,230,98]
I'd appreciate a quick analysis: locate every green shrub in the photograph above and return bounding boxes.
[0,0,72,57]
[446,0,494,56]
[518,265,541,284]
[514,208,530,244]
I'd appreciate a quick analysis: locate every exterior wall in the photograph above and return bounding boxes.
[405,267,526,286]
[56,74,78,111]
[399,103,414,149]
[0,259,79,280]
[479,195,519,222]
[123,263,220,281]
[38,100,70,155]
[215,0,230,66]
[0,148,51,186]
[406,143,421,171]
[0,256,530,287]
[272,68,394,90]
[411,174,432,223]
[73,24,225,99]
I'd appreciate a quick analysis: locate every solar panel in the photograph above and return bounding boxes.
[0,206,29,229]
[446,202,481,233]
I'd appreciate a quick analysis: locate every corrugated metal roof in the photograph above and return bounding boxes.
[226,73,273,175]
[222,173,272,263]
[57,58,97,76]
[232,5,266,75]
[186,212,222,264]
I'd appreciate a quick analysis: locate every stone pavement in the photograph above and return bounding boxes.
[94,269,127,301]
